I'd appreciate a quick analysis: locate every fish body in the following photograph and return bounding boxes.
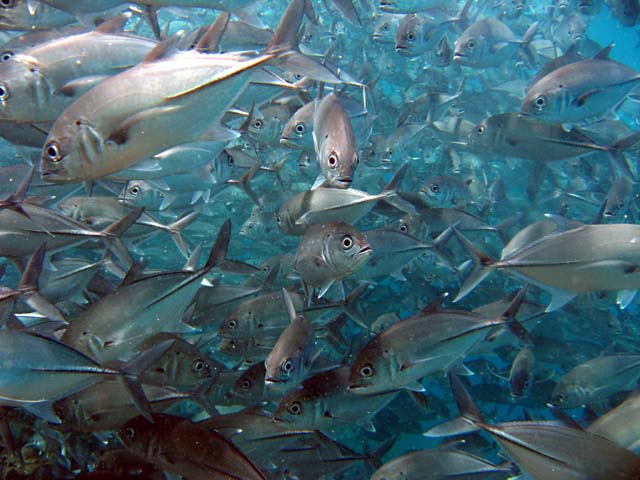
[522,47,640,123]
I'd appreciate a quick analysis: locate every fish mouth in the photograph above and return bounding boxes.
[453,52,464,61]
[265,376,284,384]
[333,177,353,187]
[358,246,373,256]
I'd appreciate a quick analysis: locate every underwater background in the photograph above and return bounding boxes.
[1,0,640,478]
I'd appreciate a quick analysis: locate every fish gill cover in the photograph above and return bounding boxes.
[0,0,640,478]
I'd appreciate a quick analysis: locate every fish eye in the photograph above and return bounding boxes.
[227,319,237,329]
[226,154,234,165]
[524,380,531,388]
[252,119,263,130]
[0,52,11,62]
[555,393,565,403]
[294,122,306,135]
[191,359,207,372]
[261,265,269,272]
[342,235,353,249]
[429,183,440,194]
[123,427,135,440]
[406,31,416,42]
[360,363,374,377]
[382,23,389,31]
[276,215,282,224]
[399,224,408,232]
[466,39,476,49]
[246,223,254,230]
[282,359,294,373]
[0,82,9,102]
[44,141,62,163]
[294,73,304,80]
[534,95,547,109]
[288,401,302,415]
[0,82,9,101]
[328,152,339,168]
[476,125,485,135]
[240,379,252,390]
[129,185,141,196]
[0,0,16,8]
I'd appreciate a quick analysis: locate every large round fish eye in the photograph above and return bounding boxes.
[191,358,207,373]
[0,82,9,101]
[359,363,374,377]
[429,183,440,194]
[288,401,302,415]
[129,185,141,196]
[282,359,294,373]
[0,0,16,8]
[0,51,12,62]
[342,235,353,249]
[534,95,547,109]
[406,31,416,42]
[294,122,306,135]
[466,39,476,50]
[476,125,486,135]
[328,152,339,168]
[44,141,62,163]
[240,379,252,390]
[252,119,264,130]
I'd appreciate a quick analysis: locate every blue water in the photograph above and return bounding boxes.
[1,0,640,478]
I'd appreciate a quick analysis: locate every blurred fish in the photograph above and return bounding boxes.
[119,413,266,480]
[453,18,538,68]
[522,45,640,124]
[550,354,640,408]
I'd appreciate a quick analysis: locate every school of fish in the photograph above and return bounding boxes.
[0,0,639,478]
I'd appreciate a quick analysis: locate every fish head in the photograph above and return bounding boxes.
[219,310,251,339]
[275,204,300,235]
[453,28,487,67]
[318,142,357,189]
[391,213,429,239]
[274,390,315,426]
[231,363,265,401]
[118,180,153,208]
[468,118,492,146]
[348,340,391,395]
[520,86,555,120]
[396,14,420,57]
[320,222,372,277]
[372,14,398,44]
[213,149,237,184]
[0,54,49,121]
[281,104,313,149]
[265,355,302,386]
[509,368,533,399]
[550,381,584,408]
[118,415,156,454]
[41,117,103,183]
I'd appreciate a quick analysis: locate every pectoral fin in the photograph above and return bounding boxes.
[105,105,180,146]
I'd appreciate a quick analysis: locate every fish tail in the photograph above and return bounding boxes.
[118,339,177,423]
[496,287,533,345]
[423,372,484,437]
[167,211,199,259]
[203,219,231,272]
[380,163,416,214]
[17,244,66,324]
[519,21,539,68]
[99,207,143,269]
[265,0,341,83]
[451,227,495,302]
[607,130,640,180]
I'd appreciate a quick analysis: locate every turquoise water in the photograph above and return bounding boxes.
[0,0,640,478]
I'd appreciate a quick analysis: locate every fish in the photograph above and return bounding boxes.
[61,219,232,363]
[395,0,471,57]
[274,365,397,432]
[276,163,410,235]
[119,413,266,480]
[294,221,372,297]
[370,442,516,480]
[0,14,157,123]
[521,45,640,124]
[453,218,640,311]
[453,18,538,68]
[40,0,338,183]
[311,93,359,188]
[427,373,640,480]
[348,289,529,395]
[550,354,640,408]
[263,289,316,388]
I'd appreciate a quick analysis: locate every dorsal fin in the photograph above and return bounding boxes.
[266,0,305,55]
[419,292,449,315]
[143,32,182,63]
[195,12,230,53]
[593,43,614,60]
[95,12,132,34]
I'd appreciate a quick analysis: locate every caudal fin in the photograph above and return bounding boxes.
[265,0,341,83]
[452,227,495,302]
